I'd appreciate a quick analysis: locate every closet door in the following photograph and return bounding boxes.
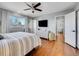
[77,11,79,48]
[65,11,76,48]
[0,9,2,33]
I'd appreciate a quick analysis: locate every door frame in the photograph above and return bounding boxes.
[76,11,78,48]
[55,15,65,39]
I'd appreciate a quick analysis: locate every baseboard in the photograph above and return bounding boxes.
[65,42,76,49]
[40,37,48,40]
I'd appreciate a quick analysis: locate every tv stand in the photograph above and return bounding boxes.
[36,27,48,39]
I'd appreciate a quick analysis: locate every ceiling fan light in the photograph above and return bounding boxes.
[32,11,34,13]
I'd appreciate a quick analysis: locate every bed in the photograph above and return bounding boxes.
[0,32,41,56]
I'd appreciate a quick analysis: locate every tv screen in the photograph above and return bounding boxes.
[38,20,48,27]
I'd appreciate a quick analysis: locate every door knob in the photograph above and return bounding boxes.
[72,30,75,32]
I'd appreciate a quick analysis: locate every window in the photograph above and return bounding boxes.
[10,16,17,25]
[10,16,26,26]
[17,17,26,25]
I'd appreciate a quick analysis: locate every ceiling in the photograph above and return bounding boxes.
[0,2,77,17]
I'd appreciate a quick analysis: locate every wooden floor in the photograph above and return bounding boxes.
[27,34,79,56]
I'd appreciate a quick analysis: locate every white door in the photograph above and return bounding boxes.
[65,11,76,47]
[77,11,79,48]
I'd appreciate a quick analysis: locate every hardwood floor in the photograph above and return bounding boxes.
[26,33,79,56]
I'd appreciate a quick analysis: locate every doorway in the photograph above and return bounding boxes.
[56,16,65,49]
[56,16,65,35]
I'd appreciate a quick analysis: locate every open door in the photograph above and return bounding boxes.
[65,11,76,48]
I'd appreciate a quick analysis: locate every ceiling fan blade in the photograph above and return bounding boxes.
[35,8,42,12]
[34,2,41,8]
[24,8,31,11]
[24,2,32,8]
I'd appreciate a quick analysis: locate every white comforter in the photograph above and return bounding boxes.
[0,32,41,56]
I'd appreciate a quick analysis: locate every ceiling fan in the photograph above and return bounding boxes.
[24,2,42,13]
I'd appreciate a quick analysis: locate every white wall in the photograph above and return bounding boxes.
[35,15,56,38]
[33,9,75,38]
[36,15,56,34]
[34,8,74,38]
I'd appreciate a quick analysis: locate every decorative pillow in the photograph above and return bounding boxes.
[0,35,4,40]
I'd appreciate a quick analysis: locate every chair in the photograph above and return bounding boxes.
[48,31,56,41]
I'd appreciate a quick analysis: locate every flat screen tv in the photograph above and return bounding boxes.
[38,20,48,27]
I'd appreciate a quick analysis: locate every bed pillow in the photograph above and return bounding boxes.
[0,35,4,40]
